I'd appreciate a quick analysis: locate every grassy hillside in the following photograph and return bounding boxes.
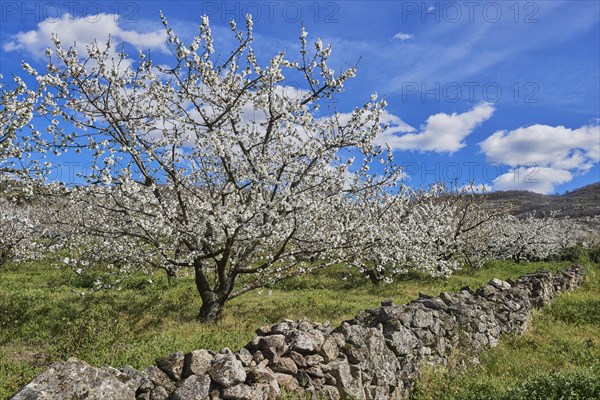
[486,182,600,220]
[1,258,598,399]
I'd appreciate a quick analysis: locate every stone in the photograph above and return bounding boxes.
[311,377,326,390]
[367,384,392,400]
[364,329,400,387]
[271,321,294,334]
[330,358,365,400]
[355,308,380,326]
[156,352,185,381]
[118,365,147,394]
[430,320,443,336]
[238,348,253,367]
[320,336,340,362]
[419,346,432,357]
[420,298,447,311]
[287,330,323,354]
[324,372,337,386]
[121,365,142,380]
[183,350,214,378]
[476,284,497,298]
[488,335,499,348]
[321,385,341,400]
[340,323,368,347]
[304,354,324,366]
[137,377,154,394]
[11,358,137,400]
[246,362,277,385]
[489,278,511,290]
[415,327,436,346]
[222,383,256,400]
[412,309,434,328]
[136,392,152,400]
[342,342,367,364]
[439,292,455,305]
[287,351,307,367]
[506,300,522,311]
[435,337,447,356]
[257,335,287,353]
[377,307,402,323]
[460,286,474,295]
[208,350,246,388]
[274,373,299,391]
[256,325,272,336]
[143,365,176,392]
[297,320,314,331]
[253,350,265,365]
[305,366,324,378]
[269,356,297,375]
[386,326,419,356]
[170,374,211,400]
[150,385,169,400]
[261,346,279,364]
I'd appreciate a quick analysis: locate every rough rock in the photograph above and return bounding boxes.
[208,350,246,388]
[269,356,297,375]
[150,385,169,400]
[237,348,253,367]
[170,374,211,400]
[287,330,324,354]
[143,365,176,392]
[257,334,287,353]
[11,358,137,400]
[412,309,434,328]
[183,350,214,378]
[321,336,340,362]
[221,383,256,400]
[156,352,185,381]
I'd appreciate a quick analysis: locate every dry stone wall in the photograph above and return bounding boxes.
[11,266,585,400]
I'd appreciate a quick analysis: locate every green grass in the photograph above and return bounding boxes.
[0,258,593,399]
[413,263,600,400]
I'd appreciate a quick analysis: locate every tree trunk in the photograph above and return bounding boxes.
[165,268,178,285]
[0,247,13,267]
[193,260,233,323]
[364,269,381,285]
[198,296,225,323]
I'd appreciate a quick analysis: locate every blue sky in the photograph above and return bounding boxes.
[1,0,599,193]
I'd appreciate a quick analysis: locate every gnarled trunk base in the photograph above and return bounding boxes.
[364,269,382,285]
[198,298,225,323]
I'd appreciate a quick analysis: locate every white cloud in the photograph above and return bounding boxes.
[493,166,573,194]
[480,123,600,172]
[375,102,495,153]
[3,13,167,59]
[379,110,416,133]
[481,122,600,194]
[393,32,415,41]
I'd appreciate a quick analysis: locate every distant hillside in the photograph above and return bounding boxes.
[485,182,600,228]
